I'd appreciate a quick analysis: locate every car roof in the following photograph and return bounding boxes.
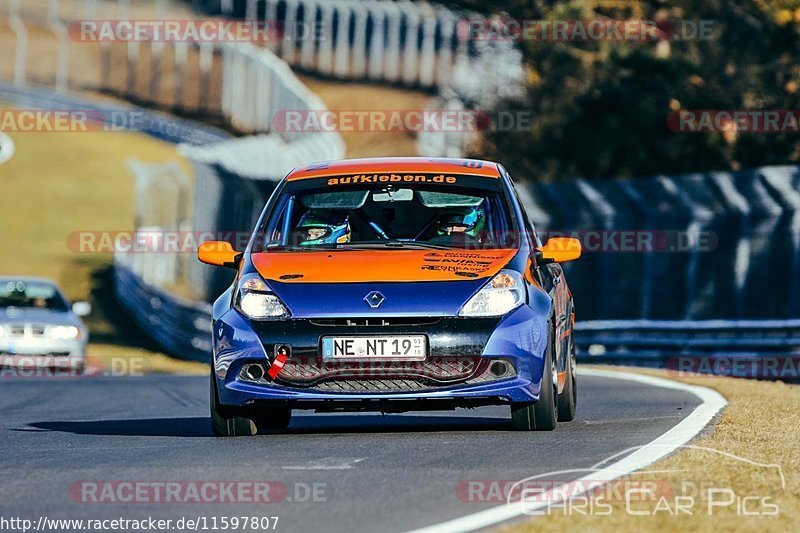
[285,157,502,181]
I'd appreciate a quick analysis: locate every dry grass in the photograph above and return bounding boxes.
[87,343,206,375]
[509,367,800,532]
[299,75,431,158]
[0,125,202,375]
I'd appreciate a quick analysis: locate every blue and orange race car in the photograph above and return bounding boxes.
[198,157,581,435]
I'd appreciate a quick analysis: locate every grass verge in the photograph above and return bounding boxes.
[298,75,431,158]
[509,367,799,532]
[0,126,206,375]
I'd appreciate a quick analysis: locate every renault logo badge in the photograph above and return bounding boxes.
[364,291,385,309]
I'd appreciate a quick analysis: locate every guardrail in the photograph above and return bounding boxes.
[0,81,230,145]
[114,259,213,362]
[576,319,800,362]
[517,165,800,323]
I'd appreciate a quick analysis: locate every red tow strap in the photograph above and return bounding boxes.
[267,353,288,379]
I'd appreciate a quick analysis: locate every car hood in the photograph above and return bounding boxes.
[252,248,518,283]
[0,307,82,327]
[251,248,519,318]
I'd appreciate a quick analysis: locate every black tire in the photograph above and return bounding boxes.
[253,406,292,432]
[210,371,257,437]
[557,330,577,422]
[511,325,558,431]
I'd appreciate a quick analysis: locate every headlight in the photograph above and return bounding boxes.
[459,270,525,317]
[50,325,81,340]
[235,274,290,320]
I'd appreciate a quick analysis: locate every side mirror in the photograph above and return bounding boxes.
[198,241,242,269]
[72,301,92,317]
[536,237,582,264]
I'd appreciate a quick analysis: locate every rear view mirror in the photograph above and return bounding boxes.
[72,301,91,317]
[198,241,242,269]
[537,237,582,264]
[372,189,413,202]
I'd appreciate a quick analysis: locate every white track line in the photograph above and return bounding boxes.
[407,367,728,533]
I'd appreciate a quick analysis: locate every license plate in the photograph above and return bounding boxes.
[322,335,427,361]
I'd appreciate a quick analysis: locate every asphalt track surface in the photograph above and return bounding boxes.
[0,373,701,532]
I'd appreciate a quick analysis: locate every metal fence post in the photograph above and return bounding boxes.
[198,42,214,111]
[47,0,70,92]
[367,4,385,81]
[418,10,437,87]
[282,0,299,65]
[383,2,401,82]
[333,2,352,78]
[299,0,318,70]
[263,0,278,52]
[9,0,27,86]
[435,10,455,88]
[401,2,420,85]
[317,2,335,74]
[351,3,369,78]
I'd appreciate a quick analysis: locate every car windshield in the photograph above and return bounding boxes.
[0,280,69,312]
[257,174,516,251]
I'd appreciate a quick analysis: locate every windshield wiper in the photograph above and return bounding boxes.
[268,241,455,251]
[380,241,453,250]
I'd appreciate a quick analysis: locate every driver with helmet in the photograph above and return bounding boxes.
[295,210,351,246]
[431,205,486,244]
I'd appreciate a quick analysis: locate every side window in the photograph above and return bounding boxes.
[504,171,541,248]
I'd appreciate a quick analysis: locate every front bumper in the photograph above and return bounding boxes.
[0,338,86,368]
[213,305,549,409]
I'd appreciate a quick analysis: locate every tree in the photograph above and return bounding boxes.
[446,0,800,180]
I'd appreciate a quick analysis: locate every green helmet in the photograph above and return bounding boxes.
[296,210,351,246]
[436,206,486,238]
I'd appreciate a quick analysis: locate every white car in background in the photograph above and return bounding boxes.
[0,277,90,375]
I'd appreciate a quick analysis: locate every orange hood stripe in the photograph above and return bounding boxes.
[252,249,518,283]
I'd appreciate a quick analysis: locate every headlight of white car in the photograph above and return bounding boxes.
[50,325,81,340]
[459,270,525,317]
[235,274,290,320]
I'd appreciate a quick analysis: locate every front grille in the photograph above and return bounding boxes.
[7,324,47,337]
[279,356,484,385]
[239,357,516,393]
[306,370,510,393]
[308,317,441,327]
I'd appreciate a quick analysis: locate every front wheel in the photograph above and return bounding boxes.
[253,405,292,432]
[511,326,558,431]
[210,371,257,437]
